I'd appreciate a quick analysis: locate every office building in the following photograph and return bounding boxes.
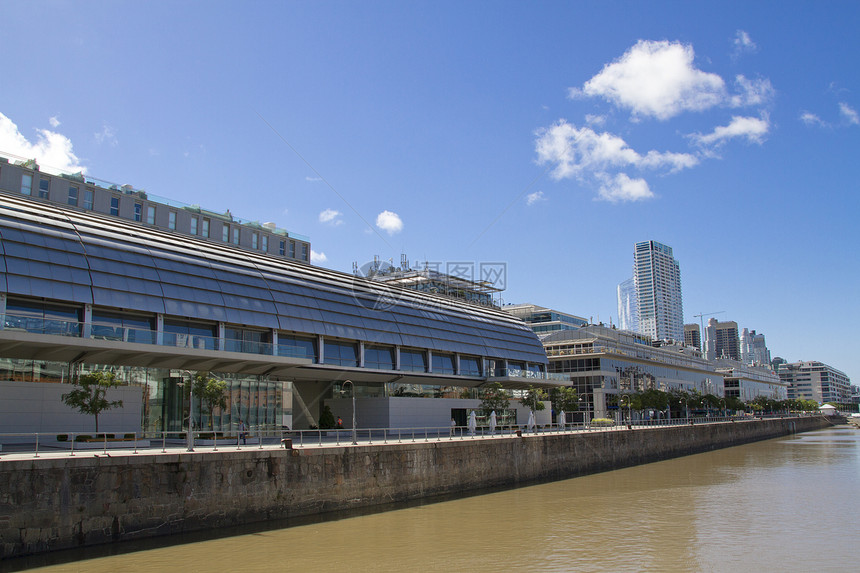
[633,241,684,342]
[779,361,852,405]
[714,359,787,402]
[0,153,549,437]
[616,277,639,333]
[544,324,722,420]
[684,323,701,351]
[705,319,740,361]
[503,303,588,338]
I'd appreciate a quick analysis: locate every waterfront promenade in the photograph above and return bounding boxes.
[0,416,836,560]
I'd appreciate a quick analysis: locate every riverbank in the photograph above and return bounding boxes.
[0,416,833,559]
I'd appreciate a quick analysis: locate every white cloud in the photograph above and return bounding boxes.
[730,75,774,107]
[310,249,328,264]
[576,40,726,120]
[585,114,606,126]
[49,116,61,128]
[526,191,545,206]
[689,115,770,146]
[319,208,343,225]
[94,123,118,146]
[535,120,698,180]
[800,112,826,127]
[733,30,757,56]
[0,112,86,173]
[375,210,403,235]
[597,173,654,203]
[839,102,859,125]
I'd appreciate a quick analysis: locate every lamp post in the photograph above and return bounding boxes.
[178,372,195,452]
[680,396,689,420]
[342,380,357,445]
[620,394,632,426]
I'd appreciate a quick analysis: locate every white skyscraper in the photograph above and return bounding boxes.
[633,240,684,342]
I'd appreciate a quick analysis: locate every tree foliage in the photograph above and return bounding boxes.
[520,386,547,412]
[61,371,124,432]
[549,386,579,413]
[191,371,228,430]
[479,381,510,417]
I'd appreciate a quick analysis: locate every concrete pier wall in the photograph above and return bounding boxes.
[0,417,831,559]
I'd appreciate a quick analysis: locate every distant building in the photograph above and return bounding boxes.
[358,255,502,307]
[741,328,772,367]
[543,324,721,419]
[779,361,852,405]
[684,323,701,351]
[503,304,588,337]
[633,240,684,342]
[616,277,639,333]
[706,319,740,361]
[714,359,786,402]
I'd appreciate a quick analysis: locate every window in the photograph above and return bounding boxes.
[38,177,50,198]
[68,186,79,206]
[365,346,395,370]
[83,189,94,209]
[21,174,32,196]
[301,243,308,261]
[278,334,317,361]
[400,349,427,372]
[261,235,268,252]
[202,218,210,238]
[162,320,216,350]
[289,241,296,258]
[91,311,154,344]
[279,240,286,256]
[168,211,177,230]
[110,196,119,216]
[251,232,258,249]
[460,356,482,377]
[134,203,142,222]
[432,353,455,375]
[190,217,198,235]
[324,340,358,367]
[232,227,239,245]
[222,225,230,242]
[4,298,81,337]
[146,205,156,225]
[224,327,270,354]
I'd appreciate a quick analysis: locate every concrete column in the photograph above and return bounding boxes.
[317,335,325,364]
[358,341,365,368]
[271,330,279,356]
[394,346,401,370]
[156,314,164,346]
[427,350,433,373]
[82,304,92,339]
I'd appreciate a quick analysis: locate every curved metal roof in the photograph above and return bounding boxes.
[0,194,547,364]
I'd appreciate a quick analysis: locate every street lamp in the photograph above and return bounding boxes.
[620,394,632,426]
[342,380,357,445]
[680,396,689,420]
[177,372,195,452]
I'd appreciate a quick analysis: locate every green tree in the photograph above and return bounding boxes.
[192,372,228,430]
[318,404,336,429]
[548,386,579,414]
[520,386,547,412]
[479,381,510,417]
[61,371,124,432]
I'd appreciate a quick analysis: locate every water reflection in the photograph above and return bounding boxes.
[10,428,859,573]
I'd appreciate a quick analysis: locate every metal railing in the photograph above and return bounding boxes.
[0,415,776,459]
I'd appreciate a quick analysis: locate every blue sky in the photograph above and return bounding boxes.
[2,1,859,384]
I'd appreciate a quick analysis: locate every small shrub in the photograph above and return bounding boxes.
[75,435,92,442]
[590,418,615,427]
[56,434,68,442]
[124,433,135,440]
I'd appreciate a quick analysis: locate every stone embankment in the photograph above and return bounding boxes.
[0,417,832,559]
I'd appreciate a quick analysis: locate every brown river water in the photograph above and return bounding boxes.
[8,426,860,573]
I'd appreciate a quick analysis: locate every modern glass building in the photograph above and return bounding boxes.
[0,156,550,436]
[503,303,588,338]
[633,240,683,342]
[543,324,722,419]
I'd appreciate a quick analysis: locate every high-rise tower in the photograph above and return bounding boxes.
[633,240,684,341]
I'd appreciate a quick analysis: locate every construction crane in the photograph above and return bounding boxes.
[693,311,725,353]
